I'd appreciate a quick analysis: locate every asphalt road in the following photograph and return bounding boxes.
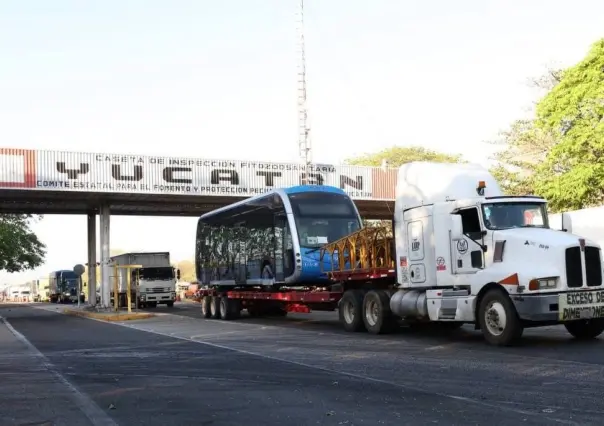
[1,303,603,426]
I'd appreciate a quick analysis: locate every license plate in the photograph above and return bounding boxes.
[558,290,604,321]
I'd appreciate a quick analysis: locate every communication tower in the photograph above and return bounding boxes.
[297,0,312,183]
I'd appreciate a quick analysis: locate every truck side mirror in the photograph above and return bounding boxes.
[450,214,464,241]
[561,213,573,233]
[176,269,181,280]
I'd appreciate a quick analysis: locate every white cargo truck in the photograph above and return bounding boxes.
[330,162,604,346]
[110,252,179,308]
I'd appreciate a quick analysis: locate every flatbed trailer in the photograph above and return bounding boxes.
[197,227,397,324]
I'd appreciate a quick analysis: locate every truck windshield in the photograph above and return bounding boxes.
[288,192,362,248]
[138,267,174,280]
[482,202,549,230]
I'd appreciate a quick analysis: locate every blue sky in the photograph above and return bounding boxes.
[1,0,603,285]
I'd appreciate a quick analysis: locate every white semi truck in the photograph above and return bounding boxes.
[327,162,604,346]
[110,252,179,308]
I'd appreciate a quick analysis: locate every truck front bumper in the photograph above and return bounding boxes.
[139,292,176,304]
[511,289,604,323]
[510,294,559,322]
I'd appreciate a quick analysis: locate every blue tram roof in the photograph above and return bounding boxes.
[283,185,347,195]
[199,185,348,220]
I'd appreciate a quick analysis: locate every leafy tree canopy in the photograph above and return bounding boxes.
[489,118,558,196]
[0,214,46,273]
[346,146,464,167]
[533,39,604,211]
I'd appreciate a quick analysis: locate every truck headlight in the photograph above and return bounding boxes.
[539,278,557,289]
[528,277,558,290]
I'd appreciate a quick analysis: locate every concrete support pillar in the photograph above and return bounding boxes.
[87,213,97,307]
[99,205,111,309]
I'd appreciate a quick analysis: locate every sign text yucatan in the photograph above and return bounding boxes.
[35,154,374,198]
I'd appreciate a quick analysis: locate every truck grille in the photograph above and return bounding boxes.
[585,246,602,287]
[565,247,582,288]
[149,287,168,293]
[565,246,603,288]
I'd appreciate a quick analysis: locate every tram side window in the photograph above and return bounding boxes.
[195,222,213,284]
[244,207,277,279]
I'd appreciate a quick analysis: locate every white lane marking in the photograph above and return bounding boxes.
[114,321,577,425]
[0,315,118,426]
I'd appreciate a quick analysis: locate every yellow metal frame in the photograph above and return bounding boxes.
[320,227,394,275]
[112,264,143,313]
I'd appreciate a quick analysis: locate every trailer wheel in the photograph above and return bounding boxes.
[478,289,523,346]
[564,319,604,340]
[362,290,395,334]
[219,297,234,320]
[201,296,212,318]
[210,296,221,319]
[338,290,366,332]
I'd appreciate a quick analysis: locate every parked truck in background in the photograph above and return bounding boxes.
[109,252,179,308]
[197,163,604,346]
[49,270,84,303]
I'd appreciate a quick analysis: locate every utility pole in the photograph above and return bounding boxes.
[297,0,312,184]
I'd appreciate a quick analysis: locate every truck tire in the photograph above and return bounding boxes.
[564,319,604,340]
[166,301,174,308]
[201,296,212,318]
[219,297,233,320]
[478,288,523,346]
[338,289,366,332]
[362,290,395,334]
[210,296,221,319]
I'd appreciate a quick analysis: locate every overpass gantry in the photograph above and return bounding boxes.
[0,148,397,308]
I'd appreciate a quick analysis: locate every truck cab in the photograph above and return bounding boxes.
[136,266,179,308]
[390,161,604,345]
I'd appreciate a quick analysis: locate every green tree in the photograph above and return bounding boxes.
[489,119,558,195]
[533,39,604,211]
[0,214,46,273]
[346,146,463,167]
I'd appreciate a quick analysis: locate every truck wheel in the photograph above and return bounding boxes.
[362,290,395,334]
[478,289,523,346]
[219,298,232,320]
[338,290,366,332]
[201,296,212,318]
[210,296,221,319]
[564,319,604,340]
[166,301,174,308]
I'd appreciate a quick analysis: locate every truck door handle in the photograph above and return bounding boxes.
[457,260,463,267]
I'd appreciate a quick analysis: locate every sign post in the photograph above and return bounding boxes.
[73,264,86,308]
[112,264,143,313]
